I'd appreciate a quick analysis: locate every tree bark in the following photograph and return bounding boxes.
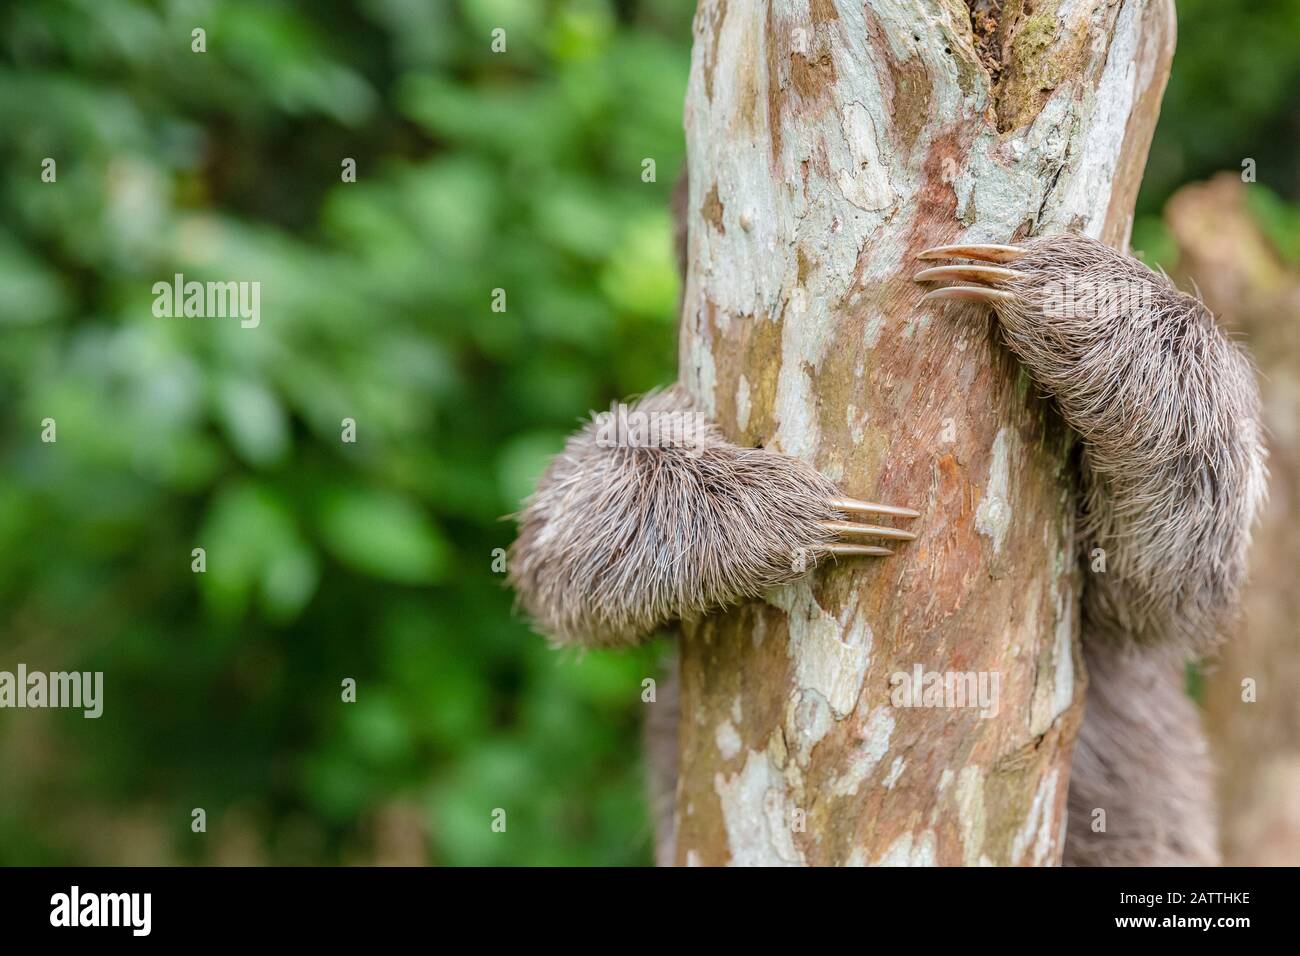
[1166,174,1300,866]
[672,0,1175,865]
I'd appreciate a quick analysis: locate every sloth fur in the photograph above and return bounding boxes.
[508,228,1266,867]
[508,387,842,647]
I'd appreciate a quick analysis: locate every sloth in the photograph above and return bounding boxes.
[508,195,1267,866]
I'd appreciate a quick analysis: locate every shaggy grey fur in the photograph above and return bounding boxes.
[508,387,843,647]
[999,236,1267,656]
[508,232,1266,867]
[987,236,1265,866]
[1064,641,1219,866]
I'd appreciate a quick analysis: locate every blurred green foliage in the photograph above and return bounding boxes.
[1131,0,1300,268]
[0,0,689,866]
[0,0,1296,865]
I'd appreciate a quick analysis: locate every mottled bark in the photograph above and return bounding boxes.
[672,0,1175,865]
[1167,174,1300,866]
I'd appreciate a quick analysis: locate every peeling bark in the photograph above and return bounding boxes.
[672,0,1175,866]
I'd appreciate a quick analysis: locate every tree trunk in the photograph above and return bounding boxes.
[672,0,1175,866]
[1166,174,1300,866]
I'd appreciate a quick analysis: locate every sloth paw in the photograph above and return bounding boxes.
[508,387,919,647]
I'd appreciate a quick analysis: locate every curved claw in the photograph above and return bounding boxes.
[822,544,894,558]
[914,265,1020,285]
[817,498,919,559]
[828,497,920,519]
[921,285,1016,306]
[819,519,917,541]
[918,243,1025,263]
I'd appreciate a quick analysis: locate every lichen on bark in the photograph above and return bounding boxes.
[673,0,1175,866]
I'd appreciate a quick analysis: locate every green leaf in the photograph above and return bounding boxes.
[496,431,567,509]
[317,488,451,584]
[215,377,291,467]
[199,482,316,621]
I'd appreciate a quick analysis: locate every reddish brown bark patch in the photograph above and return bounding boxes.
[701,0,729,102]
[764,4,786,166]
[862,6,935,156]
[810,0,839,27]
[790,48,837,102]
[701,183,726,235]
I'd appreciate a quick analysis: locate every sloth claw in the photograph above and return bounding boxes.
[818,498,918,558]
[916,245,1025,307]
[920,244,1019,308]
[914,264,1020,285]
[822,544,895,558]
[917,243,1026,263]
[827,497,920,519]
[921,285,1017,306]
[819,519,917,542]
